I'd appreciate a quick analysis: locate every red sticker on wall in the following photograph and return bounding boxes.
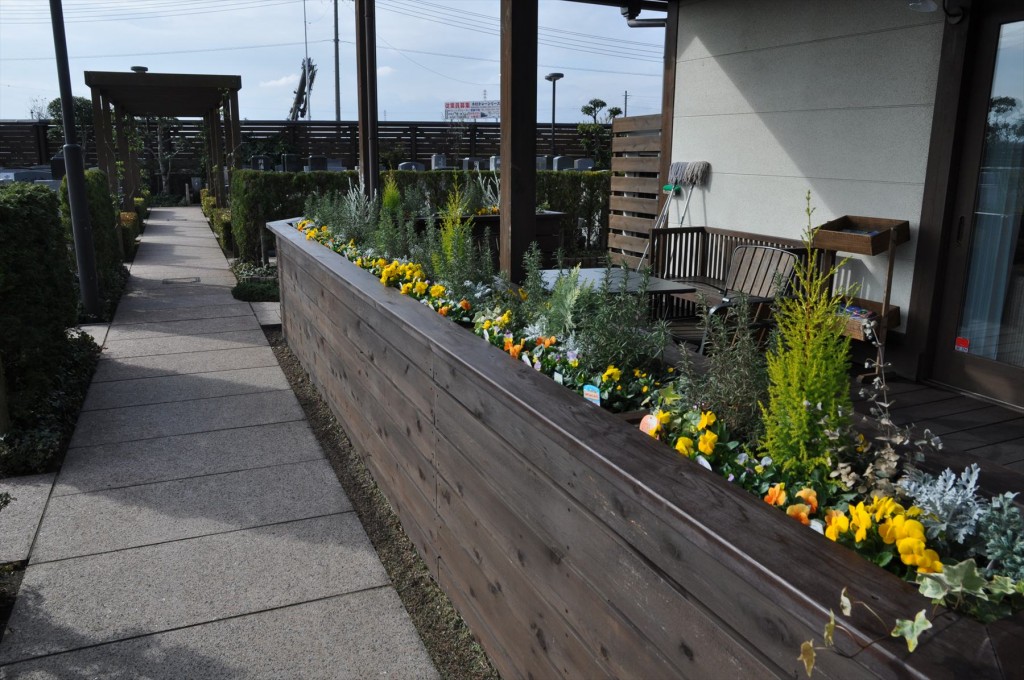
[955,337,970,353]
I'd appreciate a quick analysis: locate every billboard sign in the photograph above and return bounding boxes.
[444,100,500,120]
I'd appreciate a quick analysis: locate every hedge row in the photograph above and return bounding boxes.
[0,183,77,430]
[229,169,611,263]
[60,169,128,305]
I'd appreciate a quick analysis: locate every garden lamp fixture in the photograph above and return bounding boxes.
[545,72,563,157]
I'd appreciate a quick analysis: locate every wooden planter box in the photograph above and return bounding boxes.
[269,218,1021,680]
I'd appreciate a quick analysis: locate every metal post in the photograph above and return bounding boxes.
[334,0,341,122]
[544,72,563,158]
[49,0,100,318]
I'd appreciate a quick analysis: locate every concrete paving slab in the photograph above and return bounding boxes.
[121,282,234,297]
[0,475,55,564]
[69,389,304,448]
[110,302,253,326]
[105,314,259,343]
[249,302,281,327]
[101,329,267,359]
[33,459,349,562]
[125,273,238,289]
[82,366,290,411]
[0,588,437,679]
[0,514,388,664]
[92,346,278,383]
[115,292,240,313]
[56,421,319,496]
[77,324,109,347]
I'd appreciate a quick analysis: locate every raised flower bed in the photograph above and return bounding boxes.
[269,217,1021,679]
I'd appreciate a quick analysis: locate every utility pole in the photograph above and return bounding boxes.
[303,0,311,120]
[48,0,100,318]
[334,0,340,121]
[624,90,629,117]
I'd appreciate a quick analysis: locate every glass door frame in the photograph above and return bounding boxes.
[929,2,1024,409]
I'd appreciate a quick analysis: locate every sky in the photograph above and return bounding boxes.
[0,0,666,123]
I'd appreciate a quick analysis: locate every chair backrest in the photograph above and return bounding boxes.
[724,245,798,298]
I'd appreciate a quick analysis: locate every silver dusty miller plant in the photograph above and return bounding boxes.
[830,318,940,497]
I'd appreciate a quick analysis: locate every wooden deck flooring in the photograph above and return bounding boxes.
[851,374,1024,477]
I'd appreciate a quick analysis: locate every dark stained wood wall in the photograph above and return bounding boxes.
[270,218,1019,680]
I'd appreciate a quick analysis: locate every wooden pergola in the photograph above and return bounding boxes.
[84,70,242,208]
[353,0,674,281]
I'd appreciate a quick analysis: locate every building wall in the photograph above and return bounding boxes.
[670,0,945,328]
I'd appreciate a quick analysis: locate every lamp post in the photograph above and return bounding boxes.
[544,72,563,158]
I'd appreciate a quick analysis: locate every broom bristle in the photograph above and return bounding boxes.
[683,160,711,186]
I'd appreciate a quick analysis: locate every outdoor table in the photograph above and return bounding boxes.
[540,267,696,296]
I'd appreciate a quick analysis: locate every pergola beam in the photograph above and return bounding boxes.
[498,0,538,282]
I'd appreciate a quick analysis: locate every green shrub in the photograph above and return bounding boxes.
[0,183,99,474]
[231,169,611,264]
[119,210,139,256]
[201,194,216,217]
[760,194,853,483]
[59,169,128,312]
[0,183,77,405]
[209,208,234,254]
[231,279,279,302]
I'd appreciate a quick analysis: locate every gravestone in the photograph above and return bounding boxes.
[553,156,574,171]
[489,156,501,171]
[50,153,66,180]
[326,159,346,171]
[536,156,548,170]
[251,155,274,171]
[307,155,328,171]
[574,158,595,171]
[431,154,447,170]
[398,161,425,171]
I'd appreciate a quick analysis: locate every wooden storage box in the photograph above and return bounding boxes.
[841,297,902,341]
[812,216,910,255]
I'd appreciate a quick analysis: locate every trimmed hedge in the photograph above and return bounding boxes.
[59,169,127,305]
[119,211,140,257]
[209,207,233,255]
[229,169,611,264]
[0,183,77,428]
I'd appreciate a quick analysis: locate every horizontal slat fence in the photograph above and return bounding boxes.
[608,114,662,268]
[271,217,1019,680]
[0,119,596,170]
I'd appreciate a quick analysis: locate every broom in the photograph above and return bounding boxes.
[677,160,710,227]
[635,160,709,270]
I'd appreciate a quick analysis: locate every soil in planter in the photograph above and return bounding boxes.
[265,329,498,680]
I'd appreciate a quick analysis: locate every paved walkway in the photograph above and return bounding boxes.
[0,206,437,678]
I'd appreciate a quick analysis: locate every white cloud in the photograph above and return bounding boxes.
[259,74,300,88]
[377,66,396,77]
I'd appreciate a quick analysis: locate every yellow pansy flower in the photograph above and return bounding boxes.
[675,437,694,457]
[698,411,717,430]
[697,430,718,455]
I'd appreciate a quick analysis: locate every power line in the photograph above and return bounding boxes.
[376,34,496,87]
[0,39,334,62]
[0,0,300,23]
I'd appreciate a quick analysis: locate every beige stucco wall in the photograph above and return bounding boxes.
[670,0,945,328]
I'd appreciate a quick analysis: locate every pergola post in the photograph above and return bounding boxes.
[354,0,379,199]
[498,0,538,282]
[228,89,242,169]
[114,105,130,204]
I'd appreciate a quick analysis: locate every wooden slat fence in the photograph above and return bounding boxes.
[271,217,1020,680]
[0,119,595,170]
[608,114,661,267]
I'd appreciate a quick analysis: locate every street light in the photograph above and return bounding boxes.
[545,72,563,158]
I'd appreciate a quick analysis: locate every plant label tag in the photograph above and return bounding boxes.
[583,384,601,406]
[639,414,659,436]
[483,329,490,343]
[955,337,970,353]
[553,372,564,385]
[522,353,532,366]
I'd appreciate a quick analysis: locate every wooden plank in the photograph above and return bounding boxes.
[610,195,658,215]
[610,176,661,194]
[607,231,649,254]
[609,214,655,234]
[434,398,765,677]
[612,114,661,134]
[607,252,642,269]
[612,135,662,154]
[610,156,661,174]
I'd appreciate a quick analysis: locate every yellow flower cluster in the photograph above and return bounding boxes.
[824,497,942,574]
[379,260,424,287]
[602,365,622,383]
